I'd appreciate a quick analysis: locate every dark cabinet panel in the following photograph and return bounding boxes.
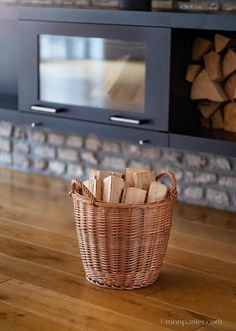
[0,19,18,109]
[0,107,168,147]
[170,133,236,157]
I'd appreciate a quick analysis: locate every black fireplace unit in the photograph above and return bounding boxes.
[0,6,236,156]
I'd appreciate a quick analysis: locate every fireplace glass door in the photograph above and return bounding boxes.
[19,21,171,131]
[39,35,146,113]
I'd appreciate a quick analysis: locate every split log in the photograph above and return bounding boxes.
[224,102,236,133]
[192,37,214,61]
[203,51,222,81]
[90,170,122,180]
[211,109,224,130]
[83,179,102,200]
[120,181,131,203]
[200,117,210,129]
[90,170,111,181]
[133,171,156,190]
[224,72,236,101]
[125,167,149,186]
[197,101,221,119]
[123,187,147,204]
[191,69,228,102]
[222,48,236,79]
[185,64,202,82]
[147,181,168,203]
[215,34,236,53]
[103,175,124,203]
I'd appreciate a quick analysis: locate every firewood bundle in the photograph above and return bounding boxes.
[83,168,168,204]
[185,34,236,133]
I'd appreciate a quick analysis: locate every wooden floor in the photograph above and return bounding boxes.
[0,168,235,331]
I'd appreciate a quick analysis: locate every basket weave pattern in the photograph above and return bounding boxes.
[70,171,177,289]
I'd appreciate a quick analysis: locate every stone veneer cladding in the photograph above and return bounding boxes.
[0,121,236,212]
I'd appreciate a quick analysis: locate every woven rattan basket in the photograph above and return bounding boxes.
[70,170,177,289]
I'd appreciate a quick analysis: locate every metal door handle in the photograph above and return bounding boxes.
[139,140,149,145]
[31,122,42,128]
[109,116,146,125]
[31,105,66,113]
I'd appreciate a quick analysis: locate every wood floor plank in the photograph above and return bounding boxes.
[0,168,233,233]
[0,181,71,216]
[159,319,235,331]
[0,172,73,236]
[0,275,10,284]
[172,217,236,246]
[145,263,236,324]
[1,177,235,249]
[0,235,85,278]
[2,179,232,248]
[196,323,236,331]
[1,218,235,267]
[0,199,72,227]
[1,232,235,286]
[174,203,236,233]
[0,302,78,331]
[0,255,235,328]
[2,203,235,250]
[0,279,172,331]
[165,247,236,282]
[0,255,221,331]
[0,204,74,238]
[1,168,235,232]
[0,219,79,256]
[169,231,236,262]
[0,168,69,194]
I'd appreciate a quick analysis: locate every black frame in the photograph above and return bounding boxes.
[18,21,171,131]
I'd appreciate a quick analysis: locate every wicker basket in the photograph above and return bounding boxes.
[70,170,177,289]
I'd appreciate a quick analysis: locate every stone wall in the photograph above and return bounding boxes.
[0,120,236,212]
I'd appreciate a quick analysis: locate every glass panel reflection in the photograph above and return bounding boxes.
[39,35,146,113]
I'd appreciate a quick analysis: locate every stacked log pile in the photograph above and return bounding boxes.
[83,168,168,204]
[186,34,236,133]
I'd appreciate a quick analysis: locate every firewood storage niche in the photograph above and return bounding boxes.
[170,28,236,155]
